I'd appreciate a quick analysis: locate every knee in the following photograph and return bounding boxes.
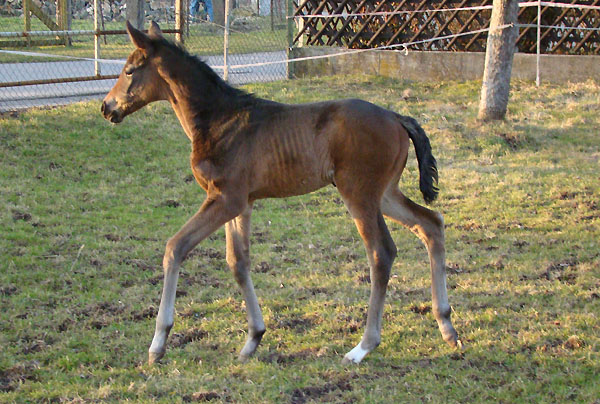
[227,256,250,284]
[379,235,397,267]
[420,211,444,248]
[163,237,182,269]
[373,243,395,281]
[430,212,445,238]
[384,237,397,262]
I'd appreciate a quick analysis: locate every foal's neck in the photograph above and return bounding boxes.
[156,50,247,142]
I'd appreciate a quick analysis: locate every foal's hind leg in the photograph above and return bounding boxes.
[342,203,397,364]
[381,187,460,348]
[225,204,266,361]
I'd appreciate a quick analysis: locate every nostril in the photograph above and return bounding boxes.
[101,101,106,114]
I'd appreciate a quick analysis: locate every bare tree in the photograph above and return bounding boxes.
[478,0,519,121]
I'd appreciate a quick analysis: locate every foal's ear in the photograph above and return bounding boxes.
[148,21,163,39]
[126,20,152,51]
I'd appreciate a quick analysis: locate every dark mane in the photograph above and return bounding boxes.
[152,36,254,102]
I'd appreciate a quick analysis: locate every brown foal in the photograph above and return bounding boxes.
[102,21,461,364]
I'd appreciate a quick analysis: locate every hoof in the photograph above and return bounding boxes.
[148,349,165,365]
[442,327,460,348]
[342,343,370,364]
[341,356,360,365]
[238,333,264,362]
[444,334,465,351]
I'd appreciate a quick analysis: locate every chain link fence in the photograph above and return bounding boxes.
[0,0,289,111]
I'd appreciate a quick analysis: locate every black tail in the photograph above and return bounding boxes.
[396,114,439,204]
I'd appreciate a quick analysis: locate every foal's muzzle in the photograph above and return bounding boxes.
[101,100,123,124]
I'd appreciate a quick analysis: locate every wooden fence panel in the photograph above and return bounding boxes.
[292,0,600,54]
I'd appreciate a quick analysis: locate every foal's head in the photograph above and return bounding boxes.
[101,21,168,123]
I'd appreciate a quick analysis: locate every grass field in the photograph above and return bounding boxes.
[1,75,599,403]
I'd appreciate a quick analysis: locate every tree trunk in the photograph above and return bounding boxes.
[478,0,519,121]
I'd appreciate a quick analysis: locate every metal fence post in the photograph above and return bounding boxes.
[271,0,274,31]
[287,0,294,79]
[536,0,541,87]
[24,0,31,46]
[223,0,230,82]
[176,0,185,43]
[94,0,101,76]
[57,0,71,46]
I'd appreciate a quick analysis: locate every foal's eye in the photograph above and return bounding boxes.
[125,66,135,76]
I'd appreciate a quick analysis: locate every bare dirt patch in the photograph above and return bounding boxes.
[130,306,156,321]
[542,260,578,283]
[289,376,353,404]
[355,273,370,284]
[48,162,62,170]
[188,247,224,260]
[11,210,32,222]
[513,240,529,249]
[0,110,20,119]
[306,287,328,295]
[559,191,578,200]
[182,390,221,402]
[515,331,583,357]
[179,271,222,288]
[0,285,18,296]
[254,261,271,273]
[0,362,39,392]
[20,337,51,355]
[73,301,127,329]
[334,313,364,335]
[277,316,317,332]
[122,258,155,271]
[498,132,524,150]
[409,303,432,315]
[170,328,207,348]
[446,263,466,274]
[104,233,121,242]
[148,274,162,285]
[252,230,269,243]
[158,199,181,208]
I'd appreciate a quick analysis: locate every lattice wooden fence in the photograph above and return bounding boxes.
[292,0,600,54]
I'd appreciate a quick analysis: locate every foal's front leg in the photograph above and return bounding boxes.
[148,195,244,364]
[225,204,266,360]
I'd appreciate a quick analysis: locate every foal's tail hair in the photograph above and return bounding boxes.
[396,114,439,204]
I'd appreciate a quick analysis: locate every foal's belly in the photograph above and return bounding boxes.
[248,125,334,199]
[249,165,331,200]
[248,144,334,199]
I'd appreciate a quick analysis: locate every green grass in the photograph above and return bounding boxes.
[0,16,287,63]
[1,75,599,403]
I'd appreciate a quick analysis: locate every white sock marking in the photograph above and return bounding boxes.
[344,342,370,364]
